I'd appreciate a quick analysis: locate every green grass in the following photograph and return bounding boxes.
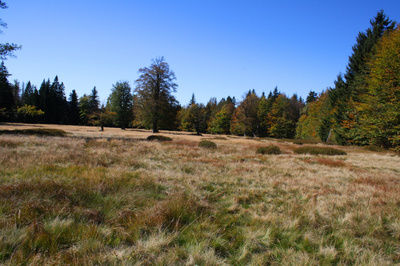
[293,146,347,155]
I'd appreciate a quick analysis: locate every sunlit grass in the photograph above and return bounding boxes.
[0,129,399,264]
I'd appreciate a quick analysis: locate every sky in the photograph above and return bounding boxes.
[2,0,400,105]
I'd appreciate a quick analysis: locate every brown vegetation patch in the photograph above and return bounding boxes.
[353,177,400,194]
[170,139,198,147]
[0,139,22,148]
[0,128,67,137]
[302,157,346,167]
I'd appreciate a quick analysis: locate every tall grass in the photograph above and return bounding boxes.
[0,132,399,264]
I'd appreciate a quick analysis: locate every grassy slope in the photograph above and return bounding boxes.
[0,124,400,264]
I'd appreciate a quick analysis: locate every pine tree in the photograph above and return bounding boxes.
[68,90,80,125]
[21,81,37,106]
[89,86,100,114]
[0,61,14,111]
[306,91,317,104]
[49,76,67,123]
[180,95,207,135]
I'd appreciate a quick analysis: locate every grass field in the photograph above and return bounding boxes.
[1,123,400,265]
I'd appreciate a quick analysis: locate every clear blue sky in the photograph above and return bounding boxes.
[2,0,400,105]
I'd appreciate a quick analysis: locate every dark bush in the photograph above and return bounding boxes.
[294,146,346,156]
[365,145,385,152]
[199,140,217,149]
[146,135,172,142]
[0,128,67,137]
[256,145,281,155]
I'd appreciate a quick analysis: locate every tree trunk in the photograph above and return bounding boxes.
[152,119,158,133]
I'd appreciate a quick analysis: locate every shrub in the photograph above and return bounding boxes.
[0,128,67,137]
[199,140,217,149]
[294,146,346,156]
[256,145,281,155]
[17,105,44,123]
[365,145,385,152]
[147,135,172,142]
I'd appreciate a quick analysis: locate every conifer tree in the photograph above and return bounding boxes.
[306,91,317,104]
[180,95,207,135]
[89,86,100,114]
[21,81,37,106]
[68,90,80,125]
[330,11,395,144]
[0,61,14,111]
[257,92,271,137]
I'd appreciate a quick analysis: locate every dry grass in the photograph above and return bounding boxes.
[301,157,347,168]
[0,123,400,264]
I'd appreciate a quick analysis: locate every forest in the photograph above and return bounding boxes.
[0,10,399,150]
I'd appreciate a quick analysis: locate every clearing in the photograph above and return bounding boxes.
[0,123,400,264]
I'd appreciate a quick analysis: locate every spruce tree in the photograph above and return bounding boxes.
[0,61,14,111]
[68,90,80,125]
[330,11,395,144]
[89,86,100,114]
[21,81,36,106]
[306,91,317,104]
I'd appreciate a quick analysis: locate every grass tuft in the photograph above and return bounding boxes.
[198,140,217,149]
[147,135,172,142]
[294,146,346,156]
[256,145,281,155]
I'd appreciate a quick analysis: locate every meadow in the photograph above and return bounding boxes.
[1,123,400,265]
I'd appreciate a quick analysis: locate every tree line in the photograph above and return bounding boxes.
[0,4,399,149]
[0,55,305,139]
[297,11,400,150]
